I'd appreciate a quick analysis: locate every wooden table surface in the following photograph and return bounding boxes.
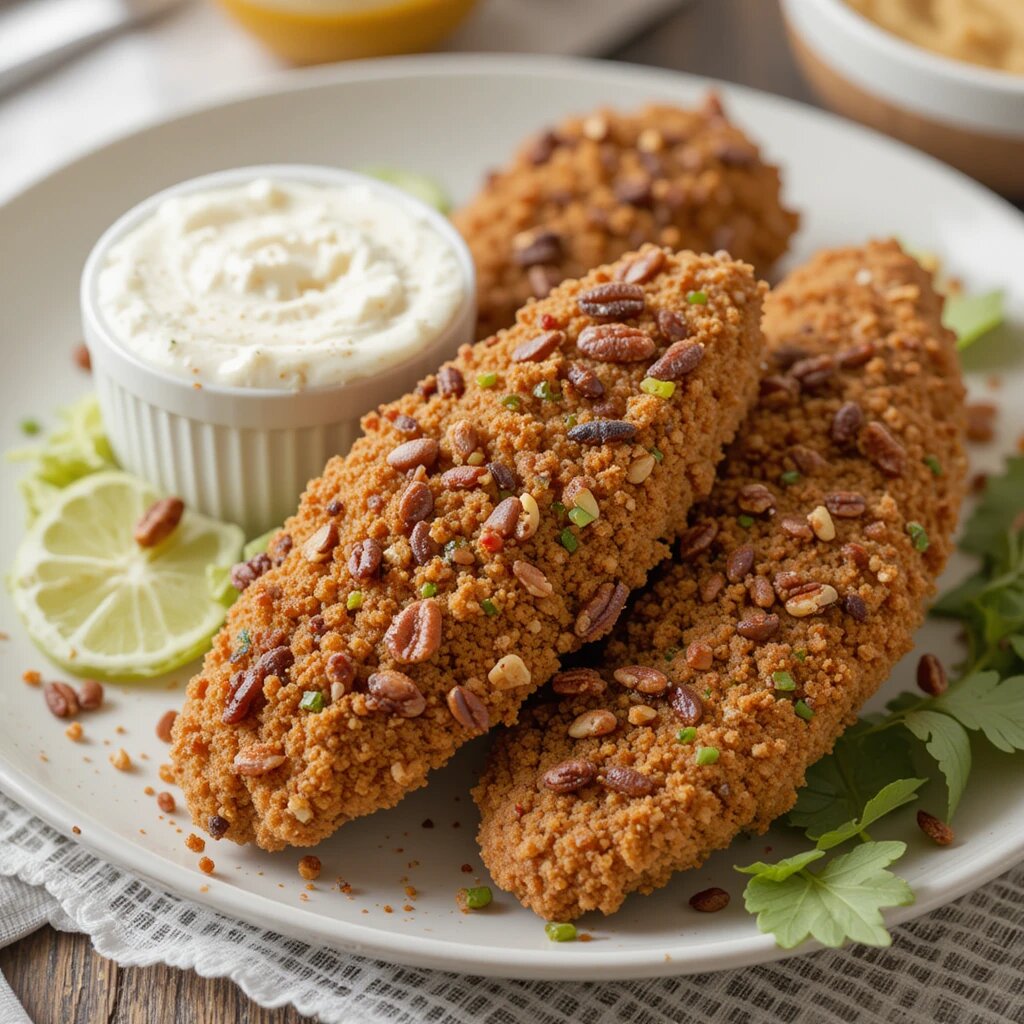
[0,2,812,1021]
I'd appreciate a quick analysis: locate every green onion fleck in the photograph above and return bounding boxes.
[676,727,697,744]
[695,745,720,766]
[794,649,807,663]
[795,700,815,721]
[779,470,801,486]
[772,670,796,691]
[664,646,679,663]
[481,598,499,617]
[501,394,522,410]
[650,446,664,463]
[686,290,708,305]
[533,380,561,401]
[545,922,577,942]
[559,528,579,554]
[236,628,251,656]
[476,371,498,389]
[19,418,41,436]
[420,582,438,598]
[564,413,577,428]
[737,514,754,529]
[299,691,324,713]
[551,501,567,519]
[640,377,676,399]
[907,521,930,552]
[459,886,492,911]
[568,506,596,528]
[347,591,363,611]
[924,455,942,477]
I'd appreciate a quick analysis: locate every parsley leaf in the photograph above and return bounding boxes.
[903,710,971,818]
[814,778,926,851]
[740,841,913,949]
[735,849,825,881]
[954,456,1024,561]
[932,672,1024,753]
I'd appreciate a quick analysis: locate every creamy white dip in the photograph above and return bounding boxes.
[97,178,465,390]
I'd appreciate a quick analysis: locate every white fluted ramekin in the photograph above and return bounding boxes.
[81,165,476,537]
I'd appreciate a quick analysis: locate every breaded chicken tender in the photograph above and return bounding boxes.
[473,241,968,920]
[171,246,766,850]
[453,97,798,339]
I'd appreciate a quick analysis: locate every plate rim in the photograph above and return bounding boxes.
[1,51,1023,981]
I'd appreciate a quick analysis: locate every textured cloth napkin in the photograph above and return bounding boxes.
[2,790,1024,1023]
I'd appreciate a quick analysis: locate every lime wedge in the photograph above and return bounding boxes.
[11,471,243,680]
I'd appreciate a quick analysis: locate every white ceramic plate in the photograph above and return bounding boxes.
[1,55,1022,981]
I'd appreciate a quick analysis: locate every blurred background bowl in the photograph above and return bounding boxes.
[781,0,1024,197]
[215,0,478,64]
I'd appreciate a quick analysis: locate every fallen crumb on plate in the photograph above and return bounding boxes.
[198,856,215,875]
[297,855,322,881]
[65,722,83,742]
[185,833,206,853]
[109,748,131,771]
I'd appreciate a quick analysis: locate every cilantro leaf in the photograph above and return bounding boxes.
[932,672,1024,753]
[1011,636,1024,661]
[903,710,971,818]
[956,456,1024,560]
[741,841,913,949]
[943,290,1004,351]
[815,778,926,851]
[735,849,825,881]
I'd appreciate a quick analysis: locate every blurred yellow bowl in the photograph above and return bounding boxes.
[215,0,478,64]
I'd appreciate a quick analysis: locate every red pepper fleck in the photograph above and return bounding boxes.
[540,313,561,331]
[479,531,504,554]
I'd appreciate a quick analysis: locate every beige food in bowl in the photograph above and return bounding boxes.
[846,0,1024,75]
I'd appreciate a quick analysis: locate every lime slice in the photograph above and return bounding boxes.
[11,471,243,680]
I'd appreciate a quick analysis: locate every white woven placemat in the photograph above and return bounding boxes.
[1,790,1022,1023]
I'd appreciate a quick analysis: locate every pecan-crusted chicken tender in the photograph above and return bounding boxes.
[171,247,765,850]
[473,241,968,920]
[454,98,798,339]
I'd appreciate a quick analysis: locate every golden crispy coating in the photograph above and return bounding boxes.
[473,241,968,920]
[453,98,798,339]
[171,247,765,850]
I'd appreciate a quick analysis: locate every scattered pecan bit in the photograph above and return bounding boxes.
[727,544,755,582]
[552,668,606,696]
[737,484,775,515]
[700,572,726,603]
[513,559,553,598]
[789,444,830,475]
[627,453,656,484]
[838,341,875,368]
[326,652,355,701]
[567,419,637,445]
[917,810,954,846]
[616,248,666,284]
[736,612,780,642]
[749,576,775,608]
[577,323,655,363]
[591,396,625,418]
[366,670,426,718]
[513,228,563,267]
[73,342,92,372]
[222,646,293,725]
[714,140,756,166]
[387,437,439,472]
[77,679,103,711]
[487,461,517,493]
[478,497,521,541]
[208,815,229,839]
[685,642,713,671]
[326,500,343,516]
[825,491,867,518]
[566,362,604,399]
[528,129,560,165]
[440,466,487,490]
[44,681,79,718]
[233,743,287,776]
[614,176,653,206]
[656,309,690,342]
[785,583,840,617]
[613,665,669,695]
[965,402,997,443]
[542,758,597,794]
[301,522,338,564]
[679,520,718,560]
[348,538,383,580]
[134,497,184,548]
[157,792,175,814]
[385,600,442,664]
[771,343,809,369]
[568,708,618,739]
[156,710,177,743]
[780,516,814,541]
[773,571,808,598]
[669,685,704,726]
[916,653,948,696]
[298,855,322,881]
[574,581,629,641]
[864,520,887,540]
[690,887,730,913]
[861,422,907,477]
[807,505,836,542]
[601,765,655,797]
[409,521,438,566]
[448,420,479,459]
[391,414,420,438]
[831,401,864,447]
[577,281,645,320]
[398,481,434,531]
[447,685,489,732]
[512,330,564,363]
[488,654,532,690]
[759,375,799,406]
[437,365,464,398]
[790,354,835,390]
[843,592,868,621]
[231,553,272,592]
[268,533,292,565]
[528,265,562,299]
[646,340,704,381]
[842,542,870,568]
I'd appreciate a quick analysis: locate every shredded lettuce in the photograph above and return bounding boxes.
[944,290,1005,351]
